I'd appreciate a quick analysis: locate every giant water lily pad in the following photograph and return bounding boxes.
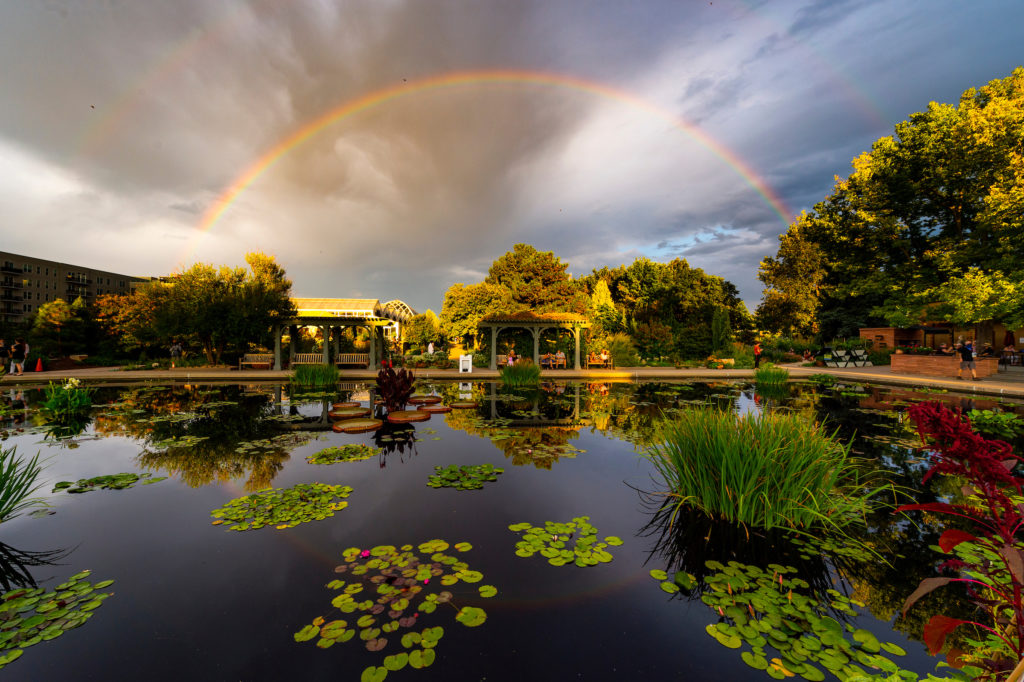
[407,395,442,405]
[332,418,384,434]
[307,444,379,465]
[295,540,494,679]
[426,464,504,491]
[329,408,372,420]
[509,516,619,567]
[0,570,114,671]
[52,472,166,493]
[332,402,361,409]
[448,401,478,409]
[416,405,452,414]
[386,411,430,424]
[210,483,353,531]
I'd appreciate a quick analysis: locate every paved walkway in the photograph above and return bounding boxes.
[3,363,1024,398]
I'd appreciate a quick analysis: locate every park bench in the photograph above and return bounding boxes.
[239,353,274,370]
[585,354,613,369]
[290,353,327,366]
[335,353,370,368]
[496,354,508,368]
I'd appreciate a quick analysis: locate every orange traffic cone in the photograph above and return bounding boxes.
[35,358,43,372]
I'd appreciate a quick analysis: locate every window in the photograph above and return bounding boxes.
[45,294,49,301]
[23,304,32,312]
[45,267,49,275]
[23,264,30,272]
[36,266,40,273]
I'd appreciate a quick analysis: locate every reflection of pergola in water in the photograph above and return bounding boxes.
[272,298,415,370]
[484,383,582,424]
[477,312,590,370]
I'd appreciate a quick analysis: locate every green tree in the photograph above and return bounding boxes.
[403,310,444,352]
[485,244,586,312]
[710,307,732,354]
[440,282,516,346]
[33,297,89,356]
[589,279,622,333]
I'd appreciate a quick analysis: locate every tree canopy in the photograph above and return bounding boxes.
[758,67,1024,337]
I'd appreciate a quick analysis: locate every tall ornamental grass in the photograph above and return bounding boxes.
[754,362,789,385]
[291,363,339,387]
[499,359,541,389]
[644,408,878,533]
[0,445,47,523]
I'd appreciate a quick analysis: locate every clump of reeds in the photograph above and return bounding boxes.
[291,363,339,388]
[0,445,47,523]
[499,359,541,389]
[754,362,789,386]
[643,408,877,532]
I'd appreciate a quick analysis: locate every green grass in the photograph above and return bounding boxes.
[643,408,879,533]
[754,362,789,385]
[291,363,339,387]
[499,359,541,389]
[0,445,47,523]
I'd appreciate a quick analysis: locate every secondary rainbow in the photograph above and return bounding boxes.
[197,70,794,242]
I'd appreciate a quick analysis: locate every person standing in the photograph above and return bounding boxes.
[753,341,763,368]
[10,338,26,376]
[170,340,183,369]
[957,339,979,381]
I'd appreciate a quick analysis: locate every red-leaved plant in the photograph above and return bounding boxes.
[899,401,1024,678]
[375,366,415,412]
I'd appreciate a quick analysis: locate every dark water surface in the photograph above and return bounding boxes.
[1,379,1022,681]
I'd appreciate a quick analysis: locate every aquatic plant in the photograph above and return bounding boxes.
[499,359,541,389]
[291,363,339,388]
[509,516,622,567]
[668,560,974,681]
[806,374,836,386]
[376,367,416,412]
[643,408,878,532]
[0,446,46,523]
[52,472,166,493]
[898,401,1024,678]
[42,378,93,417]
[294,540,495,680]
[0,543,72,592]
[307,444,379,465]
[0,570,115,671]
[210,483,353,531]
[965,409,1024,441]
[426,464,504,490]
[753,363,789,386]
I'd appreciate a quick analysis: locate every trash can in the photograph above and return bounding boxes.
[459,354,473,373]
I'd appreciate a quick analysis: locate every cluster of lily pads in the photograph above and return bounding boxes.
[294,540,494,681]
[210,483,353,531]
[52,472,166,494]
[308,444,380,465]
[0,570,114,670]
[139,412,198,424]
[426,464,504,490]
[234,432,321,454]
[684,560,917,680]
[262,413,307,423]
[509,517,622,567]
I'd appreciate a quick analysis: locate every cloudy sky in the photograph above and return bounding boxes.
[2,0,1021,313]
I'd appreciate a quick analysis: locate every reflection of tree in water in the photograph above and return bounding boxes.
[443,407,583,469]
[370,422,418,466]
[93,385,300,491]
[0,542,72,591]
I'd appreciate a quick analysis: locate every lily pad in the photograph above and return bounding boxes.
[449,401,478,409]
[51,472,165,494]
[329,407,371,420]
[509,517,619,568]
[307,444,379,465]
[210,483,353,531]
[386,410,430,423]
[333,418,384,434]
[416,404,452,414]
[427,464,504,491]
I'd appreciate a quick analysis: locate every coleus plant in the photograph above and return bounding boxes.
[375,367,415,413]
[899,401,1024,679]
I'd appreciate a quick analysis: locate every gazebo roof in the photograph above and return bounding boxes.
[479,311,589,325]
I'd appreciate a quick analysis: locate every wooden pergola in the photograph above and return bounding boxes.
[477,312,590,370]
[272,298,414,370]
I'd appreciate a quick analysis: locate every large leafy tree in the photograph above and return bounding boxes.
[403,310,444,351]
[440,282,515,345]
[484,243,587,313]
[759,68,1024,336]
[33,297,89,355]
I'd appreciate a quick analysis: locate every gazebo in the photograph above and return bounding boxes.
[477,312,590,370]
[272,298,413,370]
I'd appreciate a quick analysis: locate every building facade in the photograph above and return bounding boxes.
[0,251,146,324]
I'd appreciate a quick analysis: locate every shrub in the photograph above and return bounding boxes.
[868,349,892,365]
[291,363,338,387]
[0,445,47,522]
[499,359,541,389]
[754,362,789,386]
[644,408,876,532]
[602,333,640,368]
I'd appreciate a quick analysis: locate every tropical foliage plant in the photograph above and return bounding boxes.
[376,366,416,412]
[644,408,878,532]
[0,446,46,523]
[897,402,1024,679]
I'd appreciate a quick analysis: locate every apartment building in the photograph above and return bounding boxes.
[0,251,146,324]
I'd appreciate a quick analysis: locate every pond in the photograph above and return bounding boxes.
[1,378,1023,680]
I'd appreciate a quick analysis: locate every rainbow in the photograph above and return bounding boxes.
[195,70,794,249]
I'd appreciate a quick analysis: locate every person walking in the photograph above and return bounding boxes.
[10,338,26,376]
[753,341,763,368]
[957,339,979,381]
[170,340,183,369]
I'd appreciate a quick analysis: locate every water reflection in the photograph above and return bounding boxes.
[0,542,72,591]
